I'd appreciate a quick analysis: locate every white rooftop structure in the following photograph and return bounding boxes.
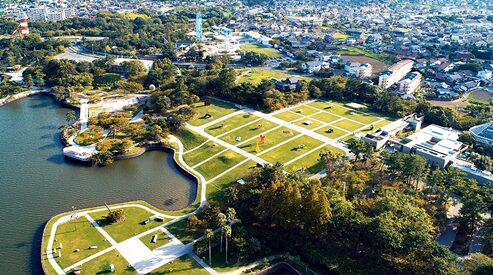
[401,125,464,168]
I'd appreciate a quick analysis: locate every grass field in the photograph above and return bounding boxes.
[332,119,366,132]
[175,128,208,151]
[165,219,203,244]
[207,161,257,201]
[194,150,246,180]
[76,249,135,275]
[295,119,323,130]
[205,113,258,136]
[309,112,339,124]
[90,207,166,243]
[189,100,238,126]
[238,69,310,85]
[149,255,209,275]
[220,119,278,145]
[183,141,226,167]
[238,127,300,154]
[240,44,282,58]
[139,230,172,251]
[273,111,304,122]
[285,145,345,175]
[261,135,324,164]
[315,127,349,140]
[53,216,110,269]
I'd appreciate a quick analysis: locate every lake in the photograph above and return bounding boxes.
[0,94,196,274]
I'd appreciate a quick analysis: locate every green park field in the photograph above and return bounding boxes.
[239,44,283,58]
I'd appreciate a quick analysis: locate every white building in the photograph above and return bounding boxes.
[345,62,373,78]
[399,72,422,94]
[27,7,76,21]
[478,70,492,80]
[399,125,465,168]
[302,61,327,73]
[379,60,414,89]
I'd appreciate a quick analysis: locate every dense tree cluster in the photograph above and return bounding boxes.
[221,161,465,274]
[0,33,70,67]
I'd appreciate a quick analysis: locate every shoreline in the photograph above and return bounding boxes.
[41,136,206,275]
[0,90,43,107]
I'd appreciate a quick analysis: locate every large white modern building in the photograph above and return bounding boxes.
[379,60,414,89]
[399,124,465,168]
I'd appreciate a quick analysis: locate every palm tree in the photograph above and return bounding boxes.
[205,229,214,266]
[224,225,232,264]
[217,213,227,252]
[65,110,76,125]
[226,208,236,224]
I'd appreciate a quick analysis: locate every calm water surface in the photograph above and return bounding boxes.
[0,95,196,274]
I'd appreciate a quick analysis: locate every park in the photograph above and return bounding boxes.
[42,97,393,274]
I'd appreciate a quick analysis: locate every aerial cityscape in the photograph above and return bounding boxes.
[1,0,493,274]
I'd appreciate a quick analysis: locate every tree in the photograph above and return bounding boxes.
[227,208,236,224]
[217,213,227,252]
[24,74,34,88]
[224,225,232,264]
[205,229,214,265]
[105,209,126,223]
[241,52,268,66]
[65,110,76,125]
[121,60,146,77]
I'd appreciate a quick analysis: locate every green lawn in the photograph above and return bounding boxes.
[260,136,324,164]
[309,112,339,124]
[207,161,257,201]
[165,219,203,244]
[360,119,391,134]
[332,119,366,132]
[273,111,304,122]
[183,141,226,167]
[238,127,299,154]
[238,69,310,85]
[139,230,172,251]
[53,216,110,269]
[205,113,258,137]
[220,119,279,145]
[295,119,323,130]
[194,150,246,180]
[291,106,319,116]
[189,100,238,126]
[175,128,208,151]
[315,127,349,140]
[285,145,346,175]
[240,44,282,58]
[148,255,208,275]
[90,207,166,243]
[75,249,135,275]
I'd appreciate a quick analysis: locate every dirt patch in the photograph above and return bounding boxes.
[341,55,389,74]
[469,89,493,103]
[428,100,471,108]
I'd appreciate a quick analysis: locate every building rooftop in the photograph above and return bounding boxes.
[403,124,463,157]
[470,122,493,142]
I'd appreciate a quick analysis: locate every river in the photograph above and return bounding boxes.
[0,94,197,274]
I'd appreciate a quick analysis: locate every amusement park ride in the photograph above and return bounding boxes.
[11,12,29,38]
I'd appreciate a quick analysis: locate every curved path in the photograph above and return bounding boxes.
[46,137,210,274]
